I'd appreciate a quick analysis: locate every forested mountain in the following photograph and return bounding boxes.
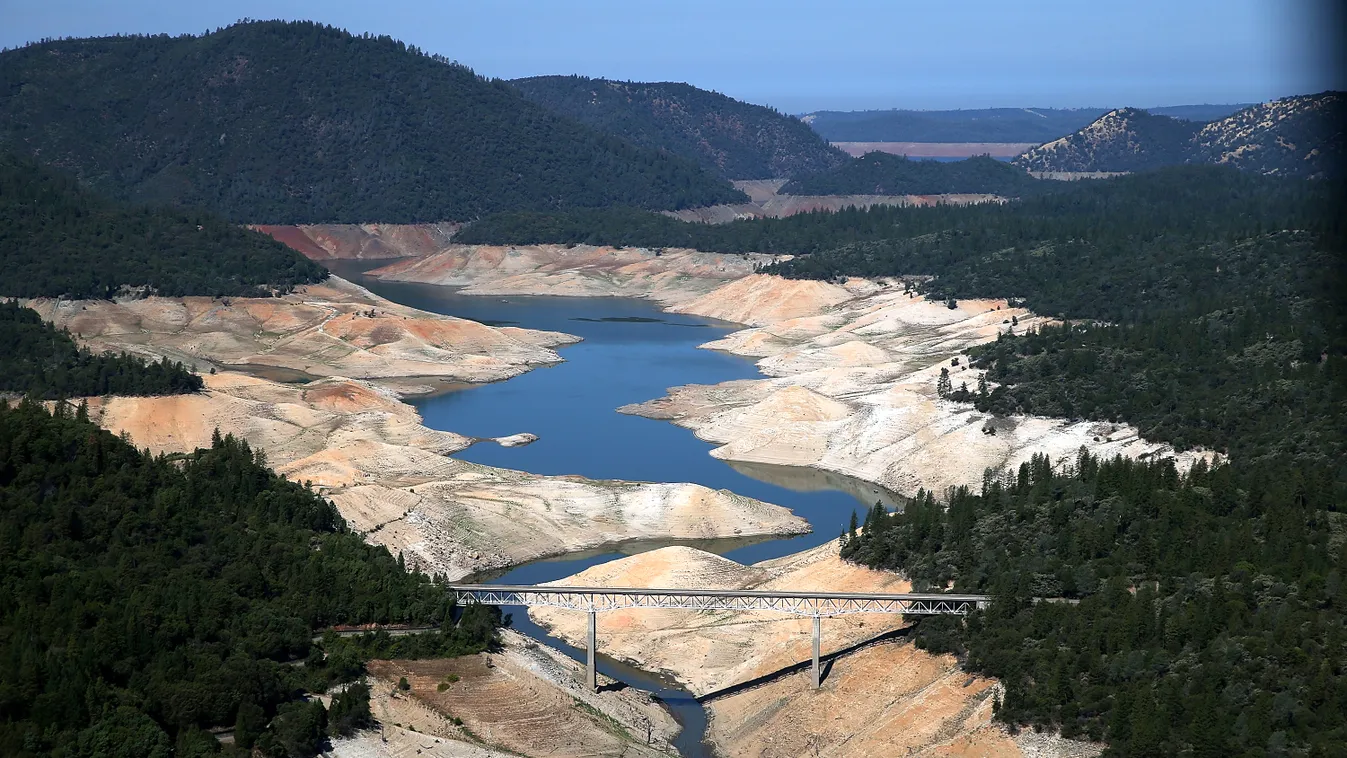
[510,75,848,179]
[0,301,201,397]
[0,153,328,298]
[0,401,502,757]
[800,104,1250,143]
[0,22,743,223]
[1015,92,1344,176]
[779,153,1047,196]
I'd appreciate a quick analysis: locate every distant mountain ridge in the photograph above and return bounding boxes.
[1015,93,1343,177]
[510,75,848,179]
[0,21,743,224]
[800,104,1249,144]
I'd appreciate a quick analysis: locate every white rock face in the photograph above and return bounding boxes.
[491,432,538,447]
[626,277,1215,498]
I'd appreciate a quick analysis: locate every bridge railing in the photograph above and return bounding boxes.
[447,584,989,616]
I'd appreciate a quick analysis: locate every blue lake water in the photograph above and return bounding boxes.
[330,262,899,755]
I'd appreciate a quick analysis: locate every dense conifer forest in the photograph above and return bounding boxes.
[841,451,1346,755]
[0,302,202,397]
[509,75,849,180]
[779,153,1049,196]
[0,22,743,223]
[0,153,328,299]
[0,401,501,757]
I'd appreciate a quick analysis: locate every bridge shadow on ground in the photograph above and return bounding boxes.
[696,624,915,703]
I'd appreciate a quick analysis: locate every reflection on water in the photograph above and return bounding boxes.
[726,460,906,511]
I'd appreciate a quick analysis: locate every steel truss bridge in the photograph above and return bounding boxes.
[448,584,990,690]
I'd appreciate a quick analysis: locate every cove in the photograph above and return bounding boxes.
[332,262,899,756]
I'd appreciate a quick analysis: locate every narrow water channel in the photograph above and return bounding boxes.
[332,262,899,756]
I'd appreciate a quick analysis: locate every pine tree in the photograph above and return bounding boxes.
[937,367,952,398]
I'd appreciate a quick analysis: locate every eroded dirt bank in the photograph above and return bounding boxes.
[253,223,462,260]
[89,372,807,580]
[532,543,1101,757]
[29,276,576,388]
[329,629,678,757]
[368,244,775,306]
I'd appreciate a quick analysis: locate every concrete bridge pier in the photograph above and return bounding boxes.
[812,615,821,689]
[587,610,597,692]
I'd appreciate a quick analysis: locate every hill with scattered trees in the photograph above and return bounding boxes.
[0,152,328,299]
[510,75,848,179]
[0,21,743,223]
[779,153,1047,196]
[0,400,502,757]
[1015,93,1344,177]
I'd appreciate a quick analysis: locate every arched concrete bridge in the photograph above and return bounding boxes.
[448,584,991,691]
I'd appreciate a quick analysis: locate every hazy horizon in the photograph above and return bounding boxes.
[2,0,1340,113]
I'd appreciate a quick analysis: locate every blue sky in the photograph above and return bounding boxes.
[1,0,1336,112]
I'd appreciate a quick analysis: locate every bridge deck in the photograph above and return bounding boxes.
[448,584,990,616]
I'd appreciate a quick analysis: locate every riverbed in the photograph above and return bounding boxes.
[333,262,901,756]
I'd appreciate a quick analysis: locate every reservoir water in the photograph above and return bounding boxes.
[332,262,898,755]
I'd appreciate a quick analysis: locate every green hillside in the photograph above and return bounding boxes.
[0,301,201,398]
[510,75,848,179]
[0,400,500,756]
[0,22,743,223]
[0,153,328,299]
[780,153,1047,196]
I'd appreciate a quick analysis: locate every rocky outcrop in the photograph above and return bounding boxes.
[626,277,1214,497]
[29,275,576,388]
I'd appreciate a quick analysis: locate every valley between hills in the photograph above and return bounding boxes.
[53,231,1224,756]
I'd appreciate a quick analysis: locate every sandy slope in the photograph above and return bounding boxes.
[368,244,775,307]
[705,642,1102,758]
[28,275,575,386]
[91,372,806,580]
[336,629,678,758]
[331,629,676,757]
[627,276,1214,498]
